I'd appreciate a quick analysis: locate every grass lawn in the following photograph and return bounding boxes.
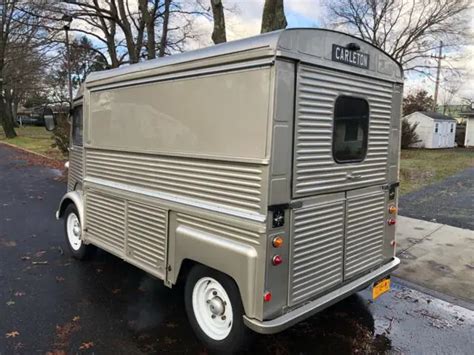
[400,148,474,195]
[0,125,65,161]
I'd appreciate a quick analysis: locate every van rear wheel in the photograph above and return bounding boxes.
[184,265,252,353]
[64,204,94,260]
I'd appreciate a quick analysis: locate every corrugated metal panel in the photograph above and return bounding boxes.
[85,190,125,252]
[127,202,167,269]
[85,149,265,214]
[176,213,260,246]
[293,65,393,197]
[68,147,83,191]
[344,192,385,279]
[289,200,345,305]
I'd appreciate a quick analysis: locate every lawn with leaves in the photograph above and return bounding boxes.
[400,148,474,195]
[0,126,64,161]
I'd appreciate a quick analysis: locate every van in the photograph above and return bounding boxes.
[49,29,402,352]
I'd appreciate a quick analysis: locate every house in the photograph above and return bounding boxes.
[404,111,456,148]
[459,102,474,147]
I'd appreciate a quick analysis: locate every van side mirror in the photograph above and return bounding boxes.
[43,107,56,131]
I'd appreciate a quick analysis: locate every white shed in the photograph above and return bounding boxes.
[404,111,457,148]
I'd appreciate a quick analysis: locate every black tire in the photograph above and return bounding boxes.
[184,264,253,353]
[63,204,94,260]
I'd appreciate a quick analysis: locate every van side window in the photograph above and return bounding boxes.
[72,106,83,146]
[333,96,369,163]
[435,123,439,133]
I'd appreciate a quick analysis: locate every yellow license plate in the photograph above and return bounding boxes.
[372,277,390,299]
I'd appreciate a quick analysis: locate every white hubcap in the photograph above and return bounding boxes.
[66,212,82,251]
[192,277,233,340]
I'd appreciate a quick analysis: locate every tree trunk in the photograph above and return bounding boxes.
[0,100,17,138]
[159,0,171,57]
[261,0,287,33]
[210,0,226,44]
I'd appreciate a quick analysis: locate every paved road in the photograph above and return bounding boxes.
[1,143,473,354]
[399,167,474,230]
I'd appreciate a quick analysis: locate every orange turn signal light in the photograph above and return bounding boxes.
[388,205,398,214]
[272,236,284,248]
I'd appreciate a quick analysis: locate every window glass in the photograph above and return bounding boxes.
[72,106,83,146]
[333,96,369,163]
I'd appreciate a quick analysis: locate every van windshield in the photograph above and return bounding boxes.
[333,96,369,163]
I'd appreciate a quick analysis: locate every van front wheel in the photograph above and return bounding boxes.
[64,204,94,260]
[184,265,252,352]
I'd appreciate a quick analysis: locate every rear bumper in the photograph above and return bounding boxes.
[243,257,400,334]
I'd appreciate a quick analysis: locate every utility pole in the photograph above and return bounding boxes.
[61,15,73,106]
[432,41,445,112]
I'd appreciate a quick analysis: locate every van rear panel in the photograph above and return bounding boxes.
[283,62,401,308]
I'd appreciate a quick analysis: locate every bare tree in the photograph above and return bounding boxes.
[210,0,226,44]
[325,0,470,73]
[0,0,59,138]
[60,0,208,67]
[261,0,287,33]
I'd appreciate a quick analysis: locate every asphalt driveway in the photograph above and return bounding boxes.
[399,167,474,230]
[1,143,473,354]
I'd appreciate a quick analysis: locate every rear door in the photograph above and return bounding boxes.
[288,64,394,305]
[292,64,393,198]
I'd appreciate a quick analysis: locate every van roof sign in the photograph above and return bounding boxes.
[332,44,370,69]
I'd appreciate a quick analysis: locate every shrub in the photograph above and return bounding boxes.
[401,118,420,149]
[51,112,70,156]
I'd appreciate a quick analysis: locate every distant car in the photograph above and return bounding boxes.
[16,115,43,126]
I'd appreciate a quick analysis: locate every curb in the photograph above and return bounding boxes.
[0,140,65,163]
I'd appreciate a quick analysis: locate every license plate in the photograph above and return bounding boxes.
[372,277,390,299]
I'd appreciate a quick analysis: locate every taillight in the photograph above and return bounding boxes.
[387,218,396,226]
[272,255,283,266]
[263,291,272,302]
[272,236,284,248]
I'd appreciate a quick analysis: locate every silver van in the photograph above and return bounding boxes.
[50,29,402,352]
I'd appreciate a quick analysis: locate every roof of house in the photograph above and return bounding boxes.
[419,111,457,121]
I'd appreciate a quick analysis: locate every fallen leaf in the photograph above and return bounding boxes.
[0,239,16,247]
[14,291,26,297]
[20,256,31,261]
[5,331,20,338]
[111,288,121,294]
[56,276,65,282]
[32,261,48,265]
[79,342,94,350]
[96,268,103,273]
[72,316,80,322]
[46,350,66,355]
[6,300,15,306]
[35,250,46,258]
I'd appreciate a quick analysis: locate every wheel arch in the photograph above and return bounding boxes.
[57,190,84,225]
[169,220,260,319]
